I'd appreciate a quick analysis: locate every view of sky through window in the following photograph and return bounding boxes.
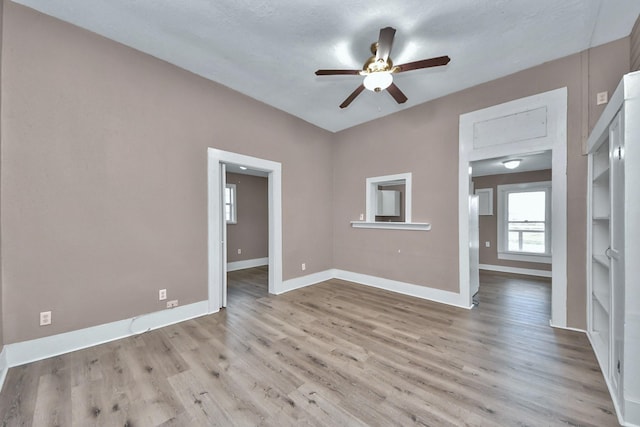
[507,191,545,253]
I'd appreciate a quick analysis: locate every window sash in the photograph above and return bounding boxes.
[497,181,551,260]
[225,184,237,224]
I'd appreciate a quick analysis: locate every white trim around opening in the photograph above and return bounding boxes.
[207,148,283,313]
[458,87,568,328]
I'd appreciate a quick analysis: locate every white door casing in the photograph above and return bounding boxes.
[207,148,283,312]
[458,87,568,328]
[469,195,480,298]
[221,163,228,307]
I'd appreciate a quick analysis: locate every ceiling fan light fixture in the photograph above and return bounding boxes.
[503,159,522,169]
[363,72,393,92]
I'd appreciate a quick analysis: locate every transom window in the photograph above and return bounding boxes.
[497,181,551,263]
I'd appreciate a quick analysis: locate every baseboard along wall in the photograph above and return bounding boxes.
[479,263,552,278]
[0,267,520,393]
[227,257,269,272]
[0,300,210,393]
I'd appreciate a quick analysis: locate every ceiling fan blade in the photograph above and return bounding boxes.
[376,27,396,63]
[340,84,366,109]
[386,83,408,104]
[394,55,450,73]
[315,69,361,76]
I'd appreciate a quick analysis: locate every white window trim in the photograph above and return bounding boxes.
[354,172,431,230]
[497,181,552,264]
[225,183,237,224]
[365,173,412,223]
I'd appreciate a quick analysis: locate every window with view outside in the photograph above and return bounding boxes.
[507,191,545,253]
[225,184,236,223]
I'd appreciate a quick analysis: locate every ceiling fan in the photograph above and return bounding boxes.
[315,27,450,108]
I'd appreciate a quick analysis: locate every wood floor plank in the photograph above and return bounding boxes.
[0,268,619,426]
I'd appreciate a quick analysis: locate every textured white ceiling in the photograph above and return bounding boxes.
[11,0,640,132]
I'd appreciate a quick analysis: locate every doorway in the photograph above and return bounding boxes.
[458,88,568,328]
[470,152,553,310]
[225,166,269,305]
[207,148,283,314]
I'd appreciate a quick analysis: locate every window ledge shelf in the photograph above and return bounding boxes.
[350,221,431,231]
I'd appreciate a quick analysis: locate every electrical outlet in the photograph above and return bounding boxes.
[40,311,52,326]
[237,248,242,255]
[167,300,179,309]
[159,289,167,301]
[485,241,491,248]
[359,213,364,221]
[301,263,306,271]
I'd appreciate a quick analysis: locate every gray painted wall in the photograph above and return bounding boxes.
[1,2,334,343]
[0,1,633,345]
[632,16,640,72]
[226,173,268,264]
[0,0,4,351]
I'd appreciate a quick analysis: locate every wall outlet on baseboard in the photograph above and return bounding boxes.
[301,263,306,271]
[159,289,167,300]
[40,311,52,326]
[167,300,179,309]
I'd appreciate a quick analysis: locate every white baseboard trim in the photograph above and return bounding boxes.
[278,269,335,294]
[4,301,209,369]
[277,269,471,309]
[549,322,586,333]
[333,269,472,309]
[0,347,8,392]
[227,257,269,272]
[625,399,640,427]
[586,331,628,427]
[479,264,552,278]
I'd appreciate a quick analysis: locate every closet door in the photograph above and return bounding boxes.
[609,110,625,396]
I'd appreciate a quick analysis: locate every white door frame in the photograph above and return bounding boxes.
[220,163,228,307]
[207,148,283,313]
[458,88,568,328]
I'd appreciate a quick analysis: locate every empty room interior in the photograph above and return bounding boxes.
[0,0,639,425]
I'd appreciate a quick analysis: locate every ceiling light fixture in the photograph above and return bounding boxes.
[363,72,393,92]
[239,166,247,170]
[502,159,522,170]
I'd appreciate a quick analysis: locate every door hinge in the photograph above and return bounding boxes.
[617,359,621,374]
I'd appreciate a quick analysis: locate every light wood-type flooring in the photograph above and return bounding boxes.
[0,268,618,426]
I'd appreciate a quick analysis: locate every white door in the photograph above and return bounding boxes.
[469,195,480,298]
[221,163,228,308]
